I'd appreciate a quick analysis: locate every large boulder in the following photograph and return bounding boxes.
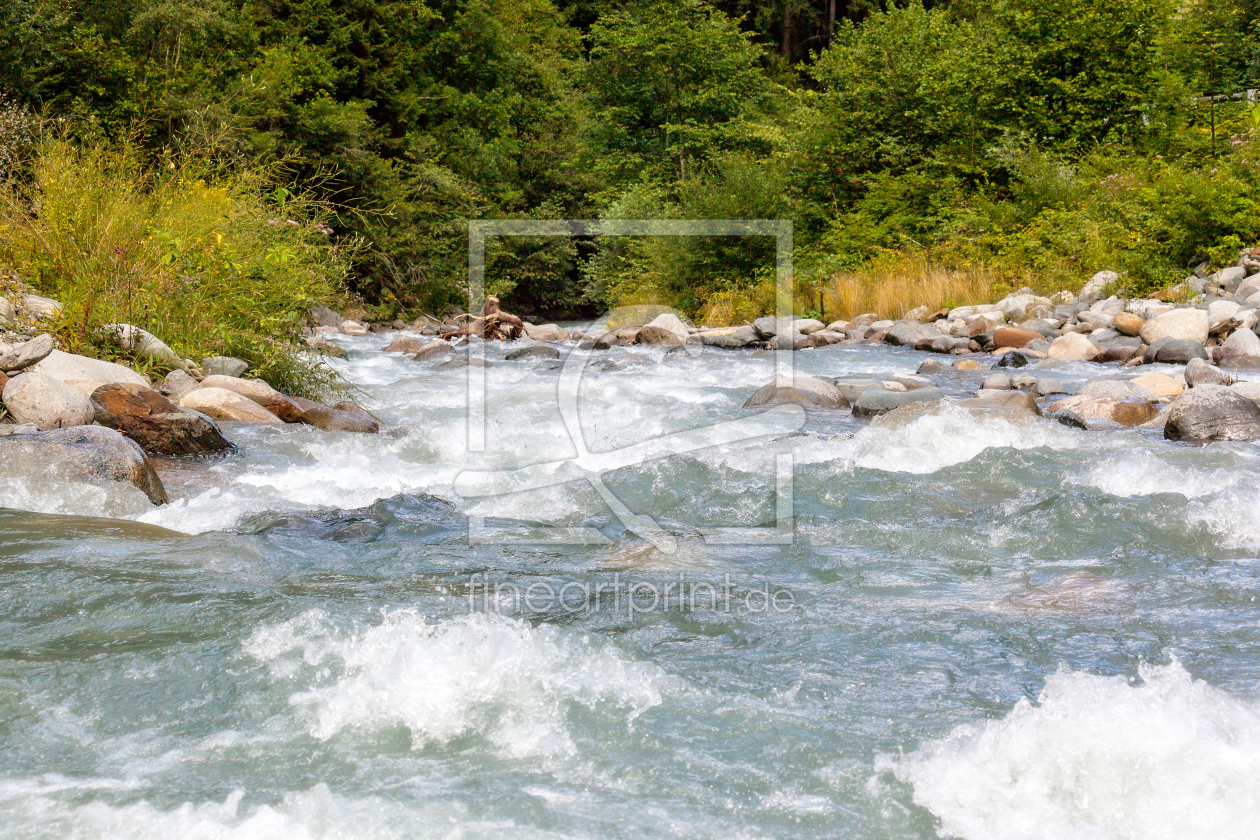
[0,333,55,373]
[383,336,427,354]
[28,350,148,392]
[523,323,562,342]
[413,341,455,361]
[201,356,249,377]
[1214,327,1260,368]
[852,386,945,417]
[1165,385,1260,441]
[309,303,343,328]
[91,383,234,456]
[0,424,167,505]
[98,323,180,365]
[1047,332,1099,361]
[644,313,690,342]
[290,396,381,433]
[2,372,95,430]
[884,321,937,348]
[634,325,685,346]
[1143,337,1208,365]
[1077,271,1118,305]
[1184,357,1232,388]
[1139,308,1209,345]
[752,316,793,340]
[180,387,283,424]
[1047,394,1159,427]
[992,326,1043,349]
[1077,378,1159,402]
[833,379,885,404]
[199,375,304,422]
[743,377,844,409]
[1111,311,1144,337]
[691,326,758,349]
[792,318,825,335]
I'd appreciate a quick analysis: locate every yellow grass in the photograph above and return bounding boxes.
[819,253,1045,321]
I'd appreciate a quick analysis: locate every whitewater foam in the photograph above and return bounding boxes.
[887,659,1260,840]
[243,610,667,759]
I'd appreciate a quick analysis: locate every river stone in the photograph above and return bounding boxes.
[993,326,1043,349]
[1078,379,1158,402]
[2,372,95,430]
[767,333,808,350]
[967,389,1043,417]
[98,324,179,365]
[0,333,55,373]
[200,375,304,422]
[0,424,167,505]
[1140,308,1209,345]
[29,350,149,392]
[955,360,984,371]
[1051,408,1088,429]
[743,377,843,409]
[885,321,937,347]
[523,323,562,342]
[635,325,685,346]
[201,356,249,378]
[383,336,427,354]
[1047,394,1159,427]
[506,344,561,361]
[752,316,794,339]
[806,330,845,347]
[1033,378,1068,396]
[91,383,234,456]
[1208,300,1242,327]
[1048,332,1099,361]
[339,320,369,336]
[290,396,380,433]
[887,374,934,390]
[1130,373,1183,398]
[438,356,493,369]
[852,386,945,417]
[1184,357,1232,388]
[1229,381,1260,406]
[159,369,201,402]
[413,341,455,361]
[981,373,1012,391]
[309,339,348,359]
[644,313,690,342]
[917,359,947,374]
[21,294,62,320]
[1143,337,1208,364]
[309,303,343,328]
[793,319,825,335]
[1165,385,1260,441]
[832,379,885,404]
[180,387,283,424]
[995,351,1031,368]
[1094,342,1143,364]
[1111,311,1144,336]
[1214,327,1260,368]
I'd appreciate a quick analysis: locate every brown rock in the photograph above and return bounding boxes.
[1111,311,1144,337]
[199,375,305,423]
[955,360,983,371]
[290,396,380,433]
[1130,373,1183,399]
[634,325,685,346]
[383,336,427,354]
[91,383,234,456]
[1047,394,1159,427]
[993,326,1043,349]
[0,370,7,393]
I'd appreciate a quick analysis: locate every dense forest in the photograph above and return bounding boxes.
[2,0,1260,330]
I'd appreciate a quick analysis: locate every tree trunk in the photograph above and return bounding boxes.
[781,1,793,60]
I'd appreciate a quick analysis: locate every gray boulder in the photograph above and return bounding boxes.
[0,424,167,504]
[309,303,343,328]
[1078,379,1159,402]
[1140,308,1209,345]
[28,350,148,392]
[0,333,55,373]
[1214,327,1260,368]
[200,356,250,378]
[981,373,1012,391]
[752,316,794,339]
[1185,357,1232,388]
[413,341,455,361]
[1144,338,1208,365]
[884,321,937,348]
[743,376,843,409]
[1165,385,1260,441]
[2,372,95,430]
[98,324,180,365]
[833,379,886,404]
[852,386,945,417]
[506,344,561,361]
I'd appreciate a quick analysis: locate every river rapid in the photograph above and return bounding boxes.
[2,331,1259,840]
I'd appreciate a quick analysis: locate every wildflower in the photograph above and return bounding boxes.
[114,247,123,256]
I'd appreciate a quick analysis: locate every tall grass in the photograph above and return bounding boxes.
[819,252,1059,320]
[0,139,356,397]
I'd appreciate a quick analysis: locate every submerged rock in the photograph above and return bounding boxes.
[743,377,844,409]
[852,386,945,417]
[91,383,234,456]
[0,424,167,505]
[1047,394,1159,427]
[290,396,381,433]
[505,344,561,361]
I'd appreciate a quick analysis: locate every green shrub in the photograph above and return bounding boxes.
[0,138,356,398]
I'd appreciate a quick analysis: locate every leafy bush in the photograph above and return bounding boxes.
[0,138,355,398]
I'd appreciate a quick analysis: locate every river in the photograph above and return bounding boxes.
[2,331,1258,839]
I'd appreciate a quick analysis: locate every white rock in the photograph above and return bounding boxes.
[0,298,12,324]
[825,320,850,333]
[523,323,561,342]
[792,318,826,335]
[21,294,62,320]
[1208,300,1242,326]
[1139,308,1210,345]
[0,333,55,372]
[1077,271,1118,304]
[339,320,368,336]
[179,388,283,424]
[1,372,94,430]
[28,350,148,392]
[645,313,691,341]
[1047,332,1099,361]
[99,323,180,364]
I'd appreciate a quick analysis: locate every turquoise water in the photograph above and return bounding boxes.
[2,335,1259,839]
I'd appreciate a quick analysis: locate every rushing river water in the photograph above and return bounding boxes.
[2,331,1260,839]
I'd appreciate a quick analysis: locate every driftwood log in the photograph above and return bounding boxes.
[445,296,524,341]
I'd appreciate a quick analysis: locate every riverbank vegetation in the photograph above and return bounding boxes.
[2,0,1259,327]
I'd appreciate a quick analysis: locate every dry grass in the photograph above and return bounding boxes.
[819,252,1045,321]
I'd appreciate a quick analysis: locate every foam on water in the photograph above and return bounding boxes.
[243,610,667,758]
[887,659,1260,840]
[0,782,561,840]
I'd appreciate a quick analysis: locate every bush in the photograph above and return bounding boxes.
[0,138,356,398]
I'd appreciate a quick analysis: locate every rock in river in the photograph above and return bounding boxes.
[1165,385,1260,441]
[2,372,95,430]
[852,386,945,417]
[91,383,234,456]
[744,377,844,409]
[0,424,168,505]
[180,388,283,424]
